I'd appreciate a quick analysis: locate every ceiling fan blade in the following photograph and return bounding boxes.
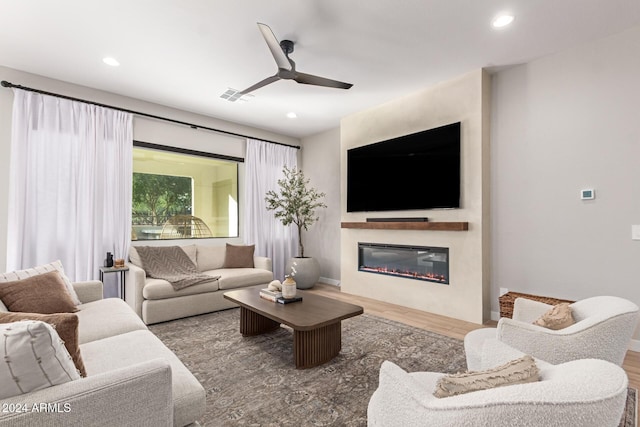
[257,23,291,71]
[240,75,280,94]
[294,72,353,89]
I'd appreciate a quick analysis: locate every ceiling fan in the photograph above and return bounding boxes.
[239,23,353,95]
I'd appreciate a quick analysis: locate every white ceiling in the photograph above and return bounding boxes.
[1,0,639,139]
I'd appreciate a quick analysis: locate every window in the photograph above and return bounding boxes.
[132,145,239,240]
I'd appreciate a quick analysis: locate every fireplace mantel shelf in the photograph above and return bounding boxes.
[341,221,469,231]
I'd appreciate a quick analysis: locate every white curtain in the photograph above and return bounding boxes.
[244,139,298,281]
[7,89,133,281]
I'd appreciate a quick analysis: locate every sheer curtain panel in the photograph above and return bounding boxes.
[244,139,298,281]
[7,89,133,281]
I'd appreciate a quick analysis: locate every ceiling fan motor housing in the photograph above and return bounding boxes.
[279,40,294,55]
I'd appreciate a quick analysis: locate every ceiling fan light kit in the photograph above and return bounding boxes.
[239,23,353,95]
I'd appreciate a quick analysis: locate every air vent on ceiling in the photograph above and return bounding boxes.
[220,88,254,103]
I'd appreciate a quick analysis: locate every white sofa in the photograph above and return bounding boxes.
[126,244,273,324]
[0,280,205,427]
[465,295,639,368]
[368,340,629,427]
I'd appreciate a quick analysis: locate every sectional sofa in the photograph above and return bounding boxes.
[0,280,204,427]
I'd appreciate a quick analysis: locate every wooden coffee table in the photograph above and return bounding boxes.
[223,288,364,369]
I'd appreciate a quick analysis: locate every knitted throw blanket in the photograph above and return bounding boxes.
[135,246,218,291]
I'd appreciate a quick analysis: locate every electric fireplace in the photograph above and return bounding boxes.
[358,243,449,284]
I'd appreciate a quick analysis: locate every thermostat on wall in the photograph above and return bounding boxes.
[580,189,595,200]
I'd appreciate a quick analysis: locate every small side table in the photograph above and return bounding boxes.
[99,266,129,300]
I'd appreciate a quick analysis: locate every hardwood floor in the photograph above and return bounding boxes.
[307,283,640,390]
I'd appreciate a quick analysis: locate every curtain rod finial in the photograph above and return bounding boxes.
[1,81,11,88]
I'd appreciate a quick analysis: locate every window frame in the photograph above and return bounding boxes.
[132,140,243,240]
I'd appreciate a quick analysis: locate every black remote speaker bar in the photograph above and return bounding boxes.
[366,217,429,222]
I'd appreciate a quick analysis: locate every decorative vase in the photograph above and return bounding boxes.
[285,257,320,290]
[282,277,297,299]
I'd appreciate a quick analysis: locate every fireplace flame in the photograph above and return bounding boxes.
[359,265,447,283]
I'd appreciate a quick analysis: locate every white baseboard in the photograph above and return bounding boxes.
[318,277,340,286]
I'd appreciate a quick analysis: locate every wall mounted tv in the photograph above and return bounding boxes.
[347,122,461,212]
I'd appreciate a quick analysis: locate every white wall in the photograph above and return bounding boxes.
[491,26,640,335]
[300,127,341,284]
[0,66,300,275]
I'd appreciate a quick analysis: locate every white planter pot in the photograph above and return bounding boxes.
[285,257,320,289]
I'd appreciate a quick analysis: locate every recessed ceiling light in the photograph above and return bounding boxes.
[286,112,298,119]
[102,57,120,67]
[492,14,515,29]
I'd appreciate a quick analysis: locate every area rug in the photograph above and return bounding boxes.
[150,309,636,426]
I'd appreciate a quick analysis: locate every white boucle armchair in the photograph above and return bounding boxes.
[465,295,639,369]
[368,340,629,427]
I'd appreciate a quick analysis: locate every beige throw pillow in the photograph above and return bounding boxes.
[533,302,574,330]
[0,320,80,399]
[0,260,81,305]
[196,245,225,271]
[0,312,86,377]
[433,355,539,398]
[223,244,255,268]
[0,271,78,314]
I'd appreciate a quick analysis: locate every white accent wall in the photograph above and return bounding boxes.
[340,69,491,324]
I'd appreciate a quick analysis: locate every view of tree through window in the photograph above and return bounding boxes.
[132,173,193,227]
[132,146,239,240]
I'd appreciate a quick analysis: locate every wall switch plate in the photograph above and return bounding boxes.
[581,189,595,200]
[499,287,509,296]
[632,225,640,240]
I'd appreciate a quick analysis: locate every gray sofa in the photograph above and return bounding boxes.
[0,280,205,427]
[126,244,273,325]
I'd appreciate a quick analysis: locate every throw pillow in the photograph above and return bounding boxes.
[223,244,255,268]
[0,320,81,399]
[433,355,539,398]
[196,245,225,271]
[0,271,78,314]
[0,260,81,305]
[533,302,574,330]
[0,312,86,377]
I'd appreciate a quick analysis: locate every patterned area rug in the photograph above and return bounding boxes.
[621,388,637,427]
[150,309,636,426]
[150,308,465,426]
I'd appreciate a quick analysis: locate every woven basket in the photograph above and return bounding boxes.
[499,291,575,319]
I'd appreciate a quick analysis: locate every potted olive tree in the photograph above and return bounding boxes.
[265,166,326,289]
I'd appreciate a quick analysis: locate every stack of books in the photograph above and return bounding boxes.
[259,288,282,302]
[275,296,303,304]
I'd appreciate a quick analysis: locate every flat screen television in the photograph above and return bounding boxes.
[347,122,461,212]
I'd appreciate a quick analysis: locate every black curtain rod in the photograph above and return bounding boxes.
[0,80,300,150]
